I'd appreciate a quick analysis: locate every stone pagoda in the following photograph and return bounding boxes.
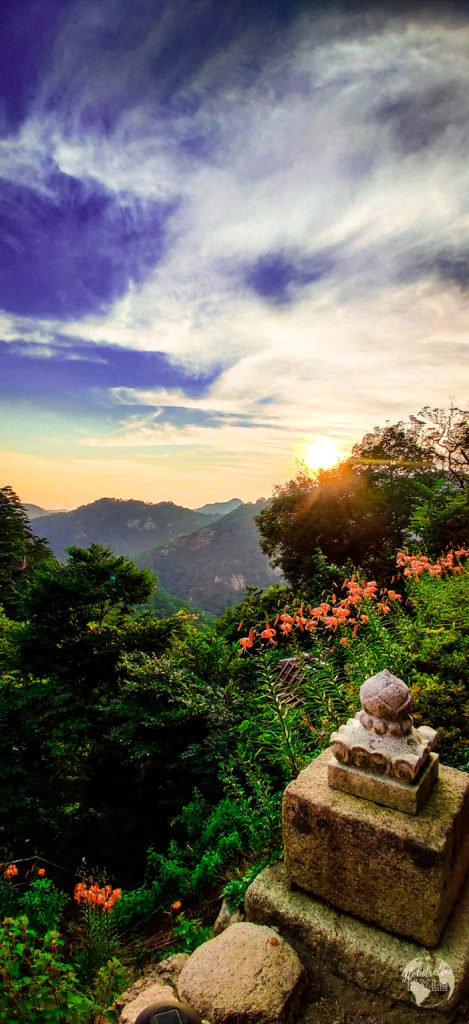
[245,669,469,1023]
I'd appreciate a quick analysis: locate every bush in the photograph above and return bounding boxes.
[0,917,91,1024]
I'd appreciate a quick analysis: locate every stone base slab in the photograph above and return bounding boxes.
[328,750,440,814]
[245,860,469,1024]
[283,750,469,946]
[330,715,435,782]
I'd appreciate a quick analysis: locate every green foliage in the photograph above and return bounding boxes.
[144,585,206,620]
[0,911,126,1024]
[0,865,68,938]
[409,480,469,556]
[72,903,122,992]
[0,597,231,876]
[19,876,67,936]
[350,419,434,479]
[221,862,265,912]
[239,650,308,778]
[92,957,127,1022]
[0,917,91,1024]
[170,913,212,954]
[21,543,156,675]
[255,462,411,591]
[397,568,469,768]
[113,760,282,929]
[0,487,54,619]
[216,584,295,642]
[232,554,469,772]
[0,878,18,922]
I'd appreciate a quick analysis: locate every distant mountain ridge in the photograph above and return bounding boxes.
[25,503,68,519]
[193,498,243,516]
[25,494,279,615]
[134,500,281,616]
[35,497,220,560]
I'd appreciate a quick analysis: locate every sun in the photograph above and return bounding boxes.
[304,438,342,472]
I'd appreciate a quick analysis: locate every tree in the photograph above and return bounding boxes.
[0,486,53,617]
[26,542,156,627]
[256,410,463,592]
[256,463,400,591]
[409,480,469,555]
[349,421,434,481]
[409,405,469,489]
[349,407,469,489]
[19,543,156,681]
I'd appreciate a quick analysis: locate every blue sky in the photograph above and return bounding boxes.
[1,0,468,507]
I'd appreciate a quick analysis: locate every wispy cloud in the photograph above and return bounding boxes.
[0,0,468,504]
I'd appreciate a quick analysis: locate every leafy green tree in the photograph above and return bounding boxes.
[27,542,156,629]
[409,480,469,555]
[19,544,156,679]
[256,412,462,591]
[350,407,469,488]
[0,486,53,617]
[349,420,434,479]
[256,462,402,590]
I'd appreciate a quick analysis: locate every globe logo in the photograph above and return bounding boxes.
[402,956,455,1008]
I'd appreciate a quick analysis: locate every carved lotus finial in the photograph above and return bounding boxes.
[329,668,437,793]
[358,669,413,736]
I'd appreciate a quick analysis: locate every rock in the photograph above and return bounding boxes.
[283,749,469,946]
[328,750,439,815]
[155,953,190,986]
[178,921,306,1024]
[120,983,176,1022]
[213,899,245,935]
[245,860,469,1023]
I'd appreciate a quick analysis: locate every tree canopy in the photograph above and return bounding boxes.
[256,408,469,591]
[0,485,53,616]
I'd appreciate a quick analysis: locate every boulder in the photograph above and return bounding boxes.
[119,983,176,1023]
[213,898,245,935]
[155,953,191,987]
[178,921,306,1024]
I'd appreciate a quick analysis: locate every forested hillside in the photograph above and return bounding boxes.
[35,497,220,560]
[1,407,468,1020]
[135,500,282,615]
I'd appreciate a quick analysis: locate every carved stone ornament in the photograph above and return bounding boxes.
[330,669,437,783]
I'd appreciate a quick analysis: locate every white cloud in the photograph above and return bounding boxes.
[2,4,468,500]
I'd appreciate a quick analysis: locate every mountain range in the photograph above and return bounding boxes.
[193,498,243,516]
[31,498,221,560]
[28,496,280,615]
[134,500,281,616]
[25,503,68,519]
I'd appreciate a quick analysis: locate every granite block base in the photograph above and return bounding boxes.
[245,860,469,1024]
[283,750,469,946]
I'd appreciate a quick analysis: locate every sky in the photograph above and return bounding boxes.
[1,0,468,509]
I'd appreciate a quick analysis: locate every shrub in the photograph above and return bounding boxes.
[0,916,91,1024]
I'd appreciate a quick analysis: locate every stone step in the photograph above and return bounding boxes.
[282,749,469,947]
[245,860,469,1024]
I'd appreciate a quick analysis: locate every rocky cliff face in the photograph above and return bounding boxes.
[135,501,281,615]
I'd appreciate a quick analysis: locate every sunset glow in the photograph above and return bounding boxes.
[304,440,343,473]
[0,1,468,508]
